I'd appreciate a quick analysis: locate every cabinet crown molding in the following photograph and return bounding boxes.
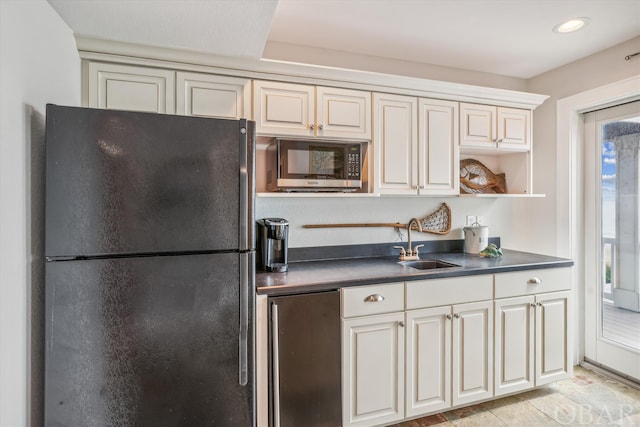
[76,36,549,110]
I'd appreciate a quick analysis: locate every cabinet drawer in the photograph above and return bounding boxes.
[494,268,570,299]
[341,282,404,318]
[406,275,493,310]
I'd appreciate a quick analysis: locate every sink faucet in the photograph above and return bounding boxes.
[394,218,424,261]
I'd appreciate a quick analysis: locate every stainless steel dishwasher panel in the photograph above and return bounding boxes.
[269,291,341,427]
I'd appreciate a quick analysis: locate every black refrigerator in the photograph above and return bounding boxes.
[43,105,256,426]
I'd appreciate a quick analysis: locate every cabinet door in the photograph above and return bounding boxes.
[497,107,531,150]
[460,103,496,148]
[88,62,175,113]
[452,300,493,406]
[317,87,371,139]
[535,291,571,386]
[373,93,418,195]
[342,312,404,427]
[252,80,314,136]
[417,99,459,195]
[176,72,250,119]
[494,296,535,396]
[406,306,451,418]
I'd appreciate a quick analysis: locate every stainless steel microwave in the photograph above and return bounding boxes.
[266,138,364,192]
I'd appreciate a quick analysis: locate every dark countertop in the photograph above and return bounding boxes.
[256,248,574,296]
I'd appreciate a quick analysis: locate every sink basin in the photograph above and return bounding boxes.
[399,259,461,270]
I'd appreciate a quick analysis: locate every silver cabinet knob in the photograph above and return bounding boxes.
[398,321,405,327]
[318,124,324,130]
[364,294,385,303]
[530,303,537,307]
[453,313,460,319]
[310,124,315,130]
[446,314,452,320]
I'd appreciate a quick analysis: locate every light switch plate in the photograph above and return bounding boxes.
[466,215,477,226]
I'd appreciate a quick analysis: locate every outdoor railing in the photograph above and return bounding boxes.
[602,236,616,301]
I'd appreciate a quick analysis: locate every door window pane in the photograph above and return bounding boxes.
[600,116,640,350]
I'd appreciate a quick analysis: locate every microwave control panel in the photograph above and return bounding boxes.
[347,150,360,179]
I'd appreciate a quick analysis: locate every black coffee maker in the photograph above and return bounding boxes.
[256,218,289,272]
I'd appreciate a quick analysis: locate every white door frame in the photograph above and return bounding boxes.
[583,101,640,380]
[556,76,640,364]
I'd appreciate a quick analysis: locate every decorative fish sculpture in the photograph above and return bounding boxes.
[460,159,507,194]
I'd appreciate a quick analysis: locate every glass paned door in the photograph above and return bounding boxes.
[584,100,640,382]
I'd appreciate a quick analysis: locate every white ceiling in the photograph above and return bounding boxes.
[48,0,640,79]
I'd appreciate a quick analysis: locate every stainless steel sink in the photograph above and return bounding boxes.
[399,259,461,270]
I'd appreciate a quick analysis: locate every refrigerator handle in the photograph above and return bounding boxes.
[239,254,249,386]
[239,120,250,251]
[271,301,281,427]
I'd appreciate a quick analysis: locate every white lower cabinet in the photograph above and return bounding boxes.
[341,268,571,426]
[535,291,571,385]
[341,283,405,427]
[405,300,494,417]
[342,312,405,427]
[494,268,572,398]
[494,295,535,396]
[494,291,571,397]
[451,300,494,406]
[405,306,451,417]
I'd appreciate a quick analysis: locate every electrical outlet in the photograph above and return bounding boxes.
[466,215,477,226]
[476,216,485,225]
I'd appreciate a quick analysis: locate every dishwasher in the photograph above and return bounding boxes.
[269,290,341,427]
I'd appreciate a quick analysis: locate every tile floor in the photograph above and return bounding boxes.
[392,366,640,426]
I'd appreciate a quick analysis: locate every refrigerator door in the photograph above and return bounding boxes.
[44,252,255,426]
[45,105,255,257]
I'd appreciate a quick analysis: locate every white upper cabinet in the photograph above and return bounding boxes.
[460,103,496,148]
[497,107,531,150]
[253,80,371,139]
[88,62,175,113]
[253,80,315,136]
[176,72,250,119]
[373,93,418,195]
[418,99,459,195]
[373,93,458,195]
[460,103,530,151]
[86,62,249,119]
[316,86,371,139]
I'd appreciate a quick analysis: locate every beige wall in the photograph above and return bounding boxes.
[0,1,80,425]
[507,36,640,256]
[263,40,528,91]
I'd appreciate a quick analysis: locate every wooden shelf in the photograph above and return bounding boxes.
[458,193,545,198]
[257,192,544,199]
[257,192,380,198]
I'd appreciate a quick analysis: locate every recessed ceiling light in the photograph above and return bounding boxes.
[553,17,591,33]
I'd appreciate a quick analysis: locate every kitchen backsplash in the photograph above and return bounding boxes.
[256,196,512,248]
